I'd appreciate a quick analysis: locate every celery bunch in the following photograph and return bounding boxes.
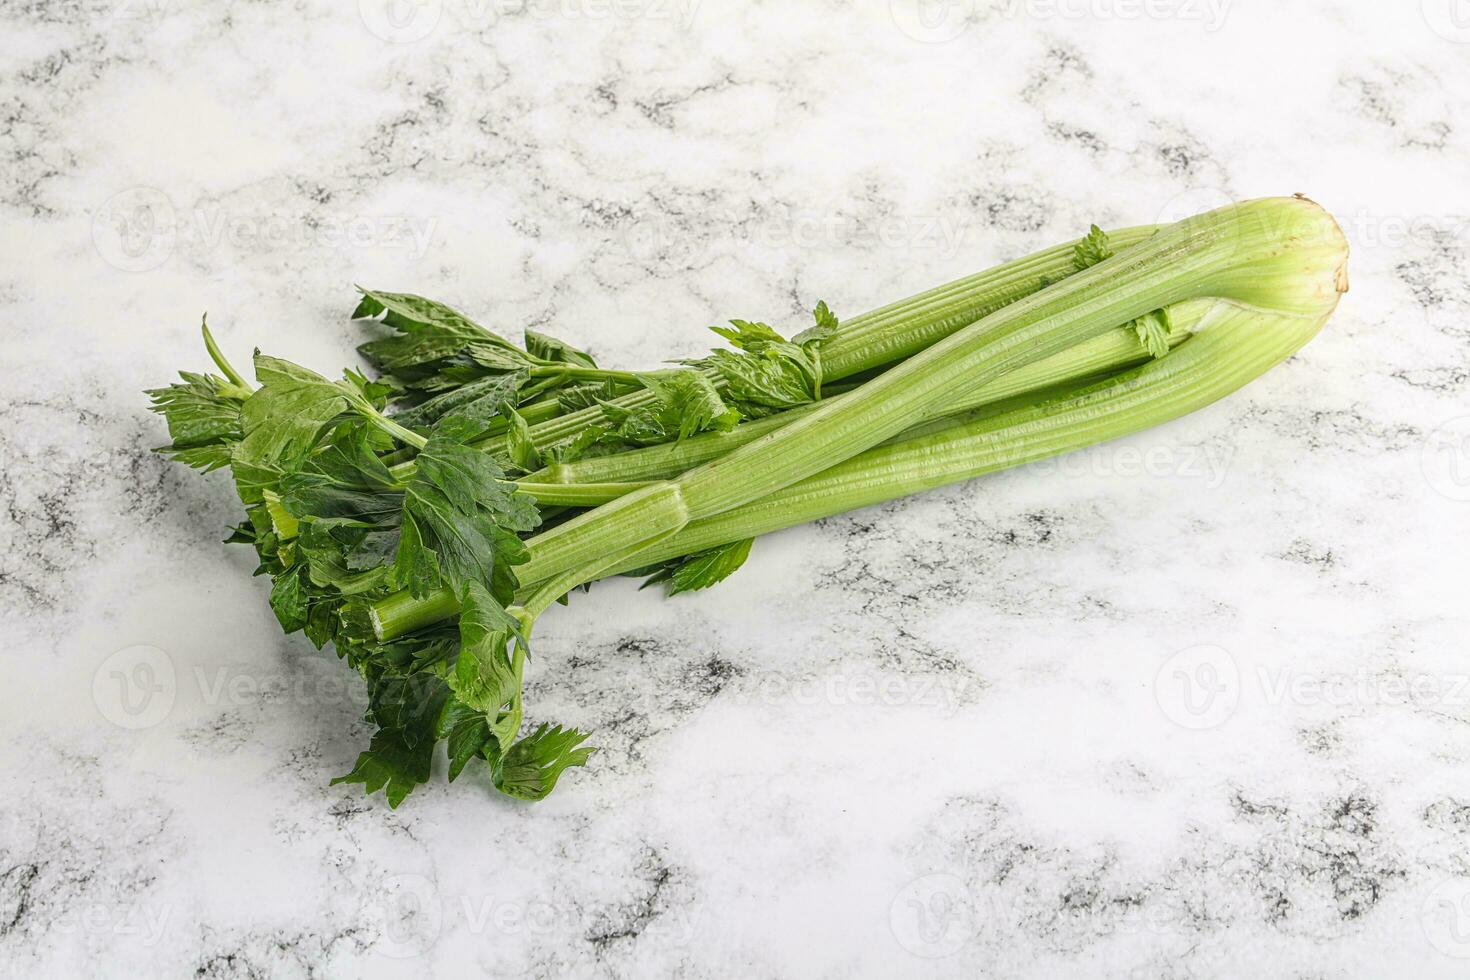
[148,197,1348,806]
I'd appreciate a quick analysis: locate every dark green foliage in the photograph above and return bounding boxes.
[151,283,850,806]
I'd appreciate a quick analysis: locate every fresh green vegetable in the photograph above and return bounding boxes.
[592,294,1341,580]
[424,224,1162,463]
[147,197,1348,806]
[376,197,1348,633]
[522,311,1195,494]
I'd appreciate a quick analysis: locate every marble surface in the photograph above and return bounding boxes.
[3,1,1470,976]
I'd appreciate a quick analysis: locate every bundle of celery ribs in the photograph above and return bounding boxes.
[150,197,1350,805]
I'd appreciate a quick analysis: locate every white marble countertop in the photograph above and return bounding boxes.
[4,1,1470,976]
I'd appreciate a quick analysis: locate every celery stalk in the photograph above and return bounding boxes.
[583,296,1340,578]
[525,313,1192,494]
[468,224,1162,456]
[369,197,1349,639]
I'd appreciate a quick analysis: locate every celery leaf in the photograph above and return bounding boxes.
[641,538,754,595]
[525,329,597,369]
[236,355,351,468]
[450,580,526,751]
[333,673,451,808]
[599,369,740,445]
[695,319,824,411]
[1072,224,1114,270]
[1131,308,1172,360]
[394,418,539,601]
[354,289,535,389]
[490,724,595,802]
[392,370,526,430]
[502,407,542,472]
[145,371,245,471]
[439,700,493,782]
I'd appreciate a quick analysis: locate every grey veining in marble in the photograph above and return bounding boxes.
[3,1,1470,976]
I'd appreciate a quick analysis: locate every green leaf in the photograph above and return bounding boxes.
[449,580,526,751]
[1131,308,1172,360]
[438,700,493,782]
[1072,224,1114,271]
[354,289,533,384]
[641,370,740,441]
[642,538,754,595]
[793,300,841,344]
[464,344,538,374]
[710,318,787,351]
[294,522,395,595]
[162,443,237,472]
[393,419,540,600]
[294,420,398,492]
[235,355,350,469]
[597,399,663,445]
[700,349,814,412]
[333,673,451,808]
[450,582,521,714]
[277,472,403,528]
[502,408,541,472]
[558,380,620,413]
[812,299,839,333]
[230,457,287,508]
[341,367,396,410]
[269,564,310,632]
[540,424,619,465]
[599,369,740,447]
[304,600,339,649]
[224,524,256,546]
[413,419,525,518]
[393,507,441,598]
[355,289,509,357]
[145,371,245,472]
[696,320,823,410]
[392,370,526,430]
[525,329,597,369]
[490,723,595,802]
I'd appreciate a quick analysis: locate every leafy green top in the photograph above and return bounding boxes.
[150,316,598,808]
[148,290,847,807]
[691,303,835,415]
